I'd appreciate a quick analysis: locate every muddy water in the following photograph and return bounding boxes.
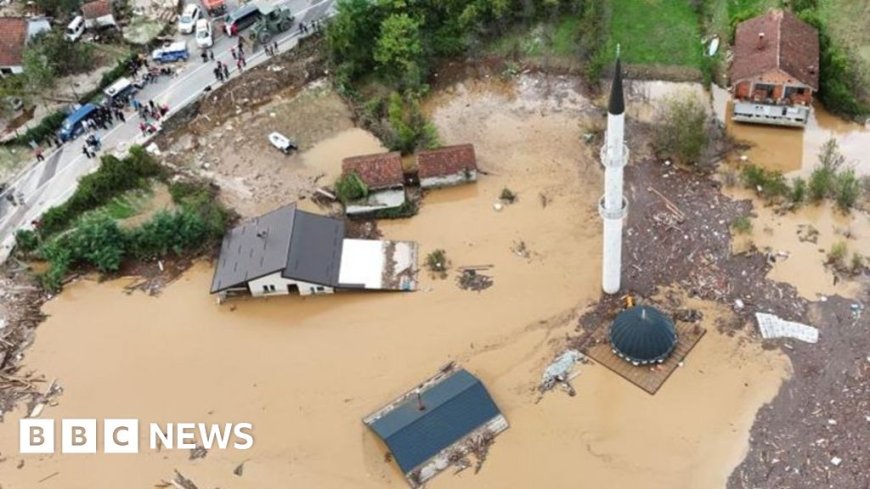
[0,75,791,489]
[711,86,870,176]
[299,128,386,184]
[726,186,869,300]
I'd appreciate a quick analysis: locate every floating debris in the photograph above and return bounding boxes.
[457,269,493,291]
[755,313,819,343]
[539,350,584,395]
[189,444,208,460]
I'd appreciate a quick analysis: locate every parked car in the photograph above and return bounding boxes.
[58,103,98,142]
[103,77,136,101]
[224,3,261,36]
[178,4,201,34]
[195,18,213,48]
[65,15,85,41]
[151,41,190,63]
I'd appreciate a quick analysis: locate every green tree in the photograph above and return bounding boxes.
[22,48,55,91]
[652,95,708,166]
[34,0,82,18]
[374,13,425,88]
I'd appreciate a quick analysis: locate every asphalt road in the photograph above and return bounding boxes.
[0,0,336,262]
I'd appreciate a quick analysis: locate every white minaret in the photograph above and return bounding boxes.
[599,49,628,294]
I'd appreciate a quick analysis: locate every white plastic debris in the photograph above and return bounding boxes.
[493,202,503,212]
[831,456,842,466]
[734,299,745,311]
[755,312,819,343]
[541,350,584,387]
[827,419,837,426]
[145,142,161,155]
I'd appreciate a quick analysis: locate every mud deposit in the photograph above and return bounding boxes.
[0,75,795,489]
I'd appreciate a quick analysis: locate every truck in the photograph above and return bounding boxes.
[151,41,190,64]
[249,3,294,45]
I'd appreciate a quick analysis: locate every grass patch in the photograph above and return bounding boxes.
[78,187,154,222]
[608,0,703,67]
[731,215,753,234]
[818,0,870,105]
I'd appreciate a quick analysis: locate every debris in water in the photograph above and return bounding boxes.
[755,313,819,343]
[539,350,584,395]
[457,268,493,292]
[511,240,530,259]
[189,445,208,460]
[233,462,245,477]
[673,308,703,322]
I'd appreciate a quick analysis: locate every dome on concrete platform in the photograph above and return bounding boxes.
[609,306,678,365]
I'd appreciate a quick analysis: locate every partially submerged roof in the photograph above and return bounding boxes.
[416,144,477,179]
[730,9,819,90]
[0,17,28,67]
[210,204,344,293]
[81,0,113,19]
[342,152,404,190]
[609,306,678,364]
[366,369,502,474]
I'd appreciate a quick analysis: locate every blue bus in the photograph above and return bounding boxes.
[58,103,98,142]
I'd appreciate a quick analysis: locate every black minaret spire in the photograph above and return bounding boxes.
[608,50,625,115]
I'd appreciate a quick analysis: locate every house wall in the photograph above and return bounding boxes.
[246,271,334,297]
[0,65,24,76]
[85,14,116,28]
[420,169,478,189]
[734,69,813,105]
[409,414,510,487]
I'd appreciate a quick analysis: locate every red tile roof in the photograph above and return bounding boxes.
[342,152,404,190]
[416,144,477,179]
[81,0,113,19]
[729,9,819,90]
[0,17,28,68]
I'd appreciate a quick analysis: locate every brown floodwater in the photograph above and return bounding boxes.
[0,75,792,489]
[726,186,869,301]
[712,86,870,176]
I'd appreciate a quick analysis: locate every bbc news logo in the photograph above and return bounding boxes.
[20,419,254,454]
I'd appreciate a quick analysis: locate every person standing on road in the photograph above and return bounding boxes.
[236,58,243,72]
[35,147,44,162]
[148,100,156,113]
[209,50,214,61]
[214,66,222,82]
[273,40,278,53]
[222,64,229,80]
[231,47,237,59]
[82,145,92,159]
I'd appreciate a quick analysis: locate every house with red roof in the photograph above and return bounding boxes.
[416,144,478,189]
[341,151,407,216]
[0,16,51,76]
[81,0,117,28]
[729,9,819,127]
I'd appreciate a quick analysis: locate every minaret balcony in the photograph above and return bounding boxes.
[598,195,628,220]
[599,144,629,169]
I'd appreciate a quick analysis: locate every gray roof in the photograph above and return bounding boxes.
[210,204,345,293]
[368,369,502,474]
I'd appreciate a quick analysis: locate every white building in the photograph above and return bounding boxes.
[416,144,478,189]
[210,204,418,299]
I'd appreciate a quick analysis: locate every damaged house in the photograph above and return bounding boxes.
[416,144,478,189]
[341,151,406,215]
[210,204,417,299]
[729,9,820,127]
[363,366,508,487]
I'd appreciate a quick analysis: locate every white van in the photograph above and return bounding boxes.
[65,16,85,42]
[195,19,213,48]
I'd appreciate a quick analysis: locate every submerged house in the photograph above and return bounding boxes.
[729,9,819,127]
[416,144,478,189]
[210,204,417,299]
[363,366,508,487]
[341,151,406,215]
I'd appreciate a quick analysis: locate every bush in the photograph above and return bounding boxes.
[385,92,439,153]
[67,216,126,273]
[128,209,208,259]
[808,167,834,201]
[790,177,807,204]
[741,164,789,200]
[14,229,39,254]
[731,216,752,234]
[652,96,708,166]
[851,253,864,273]
[500,187,518,203]
[832,169,859,210]
[827,241,848,266]
[335,172,369,204]
[425,249,448,278]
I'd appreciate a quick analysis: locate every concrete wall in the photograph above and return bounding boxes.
[420,169,477,189]
[246,271,334,297]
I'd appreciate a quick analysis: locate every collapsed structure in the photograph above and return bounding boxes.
[363,366,508,487]
[210,204,417,298]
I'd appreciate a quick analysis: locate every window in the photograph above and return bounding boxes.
[262,284,276,293]
[315,286,325,292]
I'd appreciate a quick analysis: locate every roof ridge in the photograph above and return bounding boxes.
[776,9,783,70]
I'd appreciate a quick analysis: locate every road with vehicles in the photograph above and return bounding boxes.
[0,0,336,262]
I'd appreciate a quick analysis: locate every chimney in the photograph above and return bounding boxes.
[415,388,426,411]
[757,32,766,50]
[808,65,816,74]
